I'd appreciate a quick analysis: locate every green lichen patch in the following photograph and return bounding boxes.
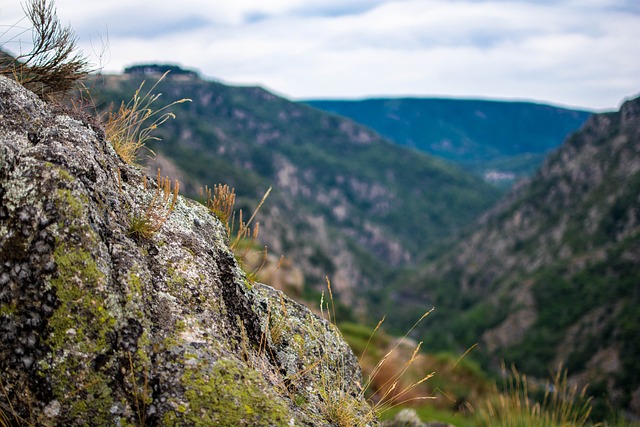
[43,243,118,421]
[54,188,86,221]
[39,187,121,422]
[170,358,291,426]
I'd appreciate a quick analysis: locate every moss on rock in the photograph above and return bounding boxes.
[167,358,291,426]
[0,74,375,426]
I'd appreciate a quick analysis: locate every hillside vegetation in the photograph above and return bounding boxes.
[90,72,501,307]
[306,98,591,185]
[380,96,640,418]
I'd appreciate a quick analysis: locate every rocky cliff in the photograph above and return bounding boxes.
[0,75,374,426]
[383,95,640,416]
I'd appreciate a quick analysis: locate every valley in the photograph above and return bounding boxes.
[89,68,639,423]
[306,98,591,186]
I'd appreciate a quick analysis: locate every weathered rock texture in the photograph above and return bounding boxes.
[0,76,374,426]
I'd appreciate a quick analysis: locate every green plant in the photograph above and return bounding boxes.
[104,71,190,164]
[473,364,595,427]
[0,0,90,100]
[128,169,179,240]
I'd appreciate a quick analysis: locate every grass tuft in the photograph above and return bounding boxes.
[318,278,435,426]
[103,71,190,164]
[473,363,595,427]
[128,169,179,240]
[202,185,272,281]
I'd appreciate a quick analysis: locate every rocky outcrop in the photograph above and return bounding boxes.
[0,75,374,426]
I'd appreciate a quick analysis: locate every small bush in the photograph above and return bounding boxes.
[0,0,90,100]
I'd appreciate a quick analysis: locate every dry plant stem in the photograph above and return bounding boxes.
[0,0,89,100]
[359,315,386,361]
[104,71,191,164]
[129,169,179,239]
[229,187,272,253]
[318,278,436,425]
[363,308,434,392]
[452,343,479,370]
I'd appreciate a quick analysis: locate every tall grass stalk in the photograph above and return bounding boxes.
[104,71,190,164]
[202,185,272,280]
[318,278,435,426]
[474,363,595,427]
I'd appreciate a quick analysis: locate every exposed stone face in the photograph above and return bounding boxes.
[0,76,375,426]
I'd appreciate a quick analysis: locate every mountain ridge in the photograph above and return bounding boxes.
[90,72,502,307]
[305,97,592,185]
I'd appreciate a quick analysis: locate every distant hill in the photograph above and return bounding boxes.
[90,73,501,308]
[380,96,640,417]
[305,98,592,186]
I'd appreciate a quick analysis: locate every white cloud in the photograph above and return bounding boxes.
[1,0,638,109]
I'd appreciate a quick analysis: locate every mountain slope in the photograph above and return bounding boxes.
[383,96,640,415]
[90,72,501,306]
[305,98,591,184]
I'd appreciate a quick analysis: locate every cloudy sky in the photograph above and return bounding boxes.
[2,0,639,110]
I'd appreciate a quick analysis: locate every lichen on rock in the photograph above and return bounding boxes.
[0,75,376,426]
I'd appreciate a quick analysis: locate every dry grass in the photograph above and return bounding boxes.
[318,278,436,426]
[0,0,90,100]
[103,71,190,164]
[202,184,236,224]
[0,376,39,427]
[473,363,595,427]
[202,185,272,280]
[128,169,179,240]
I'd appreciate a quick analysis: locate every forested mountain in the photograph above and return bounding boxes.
[90,72,501,306]
[380,96,640,416]
[306,98,591,186]
[90,70,640,416]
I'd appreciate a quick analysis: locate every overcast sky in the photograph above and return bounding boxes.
[2,0,639,110]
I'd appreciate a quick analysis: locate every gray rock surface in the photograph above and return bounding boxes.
[0,75,375,426]
[380,409,455,427]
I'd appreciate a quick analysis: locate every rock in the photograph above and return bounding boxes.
[381,408,425,426]
[0,75,376,426]
[381,409,456,427]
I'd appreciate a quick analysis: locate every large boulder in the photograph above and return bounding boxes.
[0,75,375,426]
